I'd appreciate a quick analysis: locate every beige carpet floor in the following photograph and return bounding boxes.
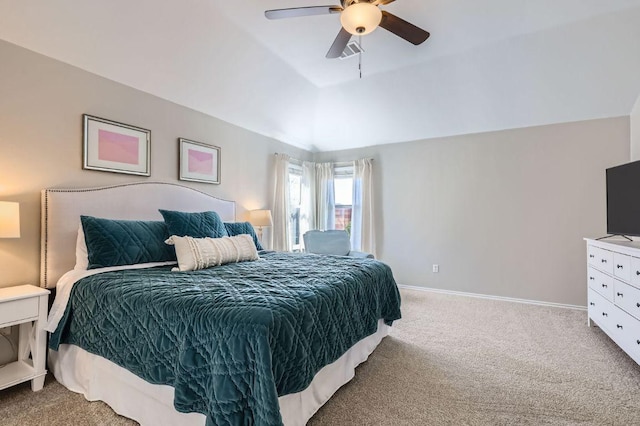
[2,288,640,425]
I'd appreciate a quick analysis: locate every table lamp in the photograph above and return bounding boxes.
[248,209,273,245]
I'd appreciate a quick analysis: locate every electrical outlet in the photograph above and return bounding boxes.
[432,264,439,273]
[0,327,11,336]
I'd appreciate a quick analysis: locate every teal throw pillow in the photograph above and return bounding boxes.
[81,216,175,269]
[159,209,228,239]
[224,222,263,250]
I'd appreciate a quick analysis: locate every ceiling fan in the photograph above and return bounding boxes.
[265,0,430,59]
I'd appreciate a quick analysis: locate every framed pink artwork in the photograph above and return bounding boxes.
[179,138,221,184]
[83,114,151,176]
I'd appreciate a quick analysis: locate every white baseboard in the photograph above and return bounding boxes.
[397,285,587,311]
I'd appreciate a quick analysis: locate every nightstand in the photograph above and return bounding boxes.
[0,285,50,391]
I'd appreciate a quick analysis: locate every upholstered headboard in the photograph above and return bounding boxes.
[41,182,236,288]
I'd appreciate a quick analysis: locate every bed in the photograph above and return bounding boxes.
[41,182,401,425]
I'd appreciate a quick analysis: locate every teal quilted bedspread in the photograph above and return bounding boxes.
[50,252,401,425]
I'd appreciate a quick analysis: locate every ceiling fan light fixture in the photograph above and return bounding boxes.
[340,3,382,36]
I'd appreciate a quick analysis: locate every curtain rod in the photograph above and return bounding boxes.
[273,154,373,165]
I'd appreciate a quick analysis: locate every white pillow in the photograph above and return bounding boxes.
[165,234,259,272]
[74,223,89,270]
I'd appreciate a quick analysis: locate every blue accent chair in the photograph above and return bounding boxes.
[303,230,374,259]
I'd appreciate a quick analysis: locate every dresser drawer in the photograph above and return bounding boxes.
[588,266,614,302]
[587,246,614,274]
[630,257,640,288]
[588,289,616,332]
[614,280,640,321]
[597,248,614,274]
[613,252,631,282]
[0,297,39,327]
[611,308,640,359]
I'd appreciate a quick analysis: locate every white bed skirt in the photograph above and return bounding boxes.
[49,320,390,426]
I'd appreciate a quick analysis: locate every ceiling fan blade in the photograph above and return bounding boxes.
[379,11,430,45]
[265,6,342,20]
[326,27,352,59]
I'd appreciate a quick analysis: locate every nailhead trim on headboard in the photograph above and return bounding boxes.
[40,181,236,288]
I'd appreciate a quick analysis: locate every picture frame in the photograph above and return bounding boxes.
[179,138,221,184]
[83,114,151,176]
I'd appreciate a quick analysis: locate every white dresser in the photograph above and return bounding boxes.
[586,238,640,365]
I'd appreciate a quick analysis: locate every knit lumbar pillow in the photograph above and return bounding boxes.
[165,234,259,272]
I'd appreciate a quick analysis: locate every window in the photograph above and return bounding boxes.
[334,166,353,234]
[288,164,302,251]
[286,162,353,251]
[275,156,371,253]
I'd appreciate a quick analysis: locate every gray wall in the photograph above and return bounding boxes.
[0,39,311,290]
[315,118,630,306]
[631,95,640,161]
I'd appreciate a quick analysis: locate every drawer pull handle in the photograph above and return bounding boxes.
[617,264,624,269]
[617,324,623,329]
[589,276,595,280]
[637,303,640,308]
[602,259,608,263]
[589,254,595,258]
[589,302,595,306]
[602,312,608,317]
[637,340,640,345]
[617,292,624,297]
[636,271,640,276]
[602,284,608,288]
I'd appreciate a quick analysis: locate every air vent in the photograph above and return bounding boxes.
[339,41,364,60]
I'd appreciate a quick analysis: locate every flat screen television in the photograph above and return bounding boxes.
[606,160,640,237]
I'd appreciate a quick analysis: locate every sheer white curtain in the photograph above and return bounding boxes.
[351,158,375,256]
[298,161,317,249]
[315,162,335,230]
[272,153,291,251]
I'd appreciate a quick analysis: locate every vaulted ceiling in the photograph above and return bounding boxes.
[1,0,640,151]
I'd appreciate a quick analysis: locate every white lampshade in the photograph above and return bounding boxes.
[248,210,273,228]
[0,201,20,238]
[340,3,382,36]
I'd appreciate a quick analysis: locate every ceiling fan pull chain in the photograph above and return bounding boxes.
[359,35,362,79]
